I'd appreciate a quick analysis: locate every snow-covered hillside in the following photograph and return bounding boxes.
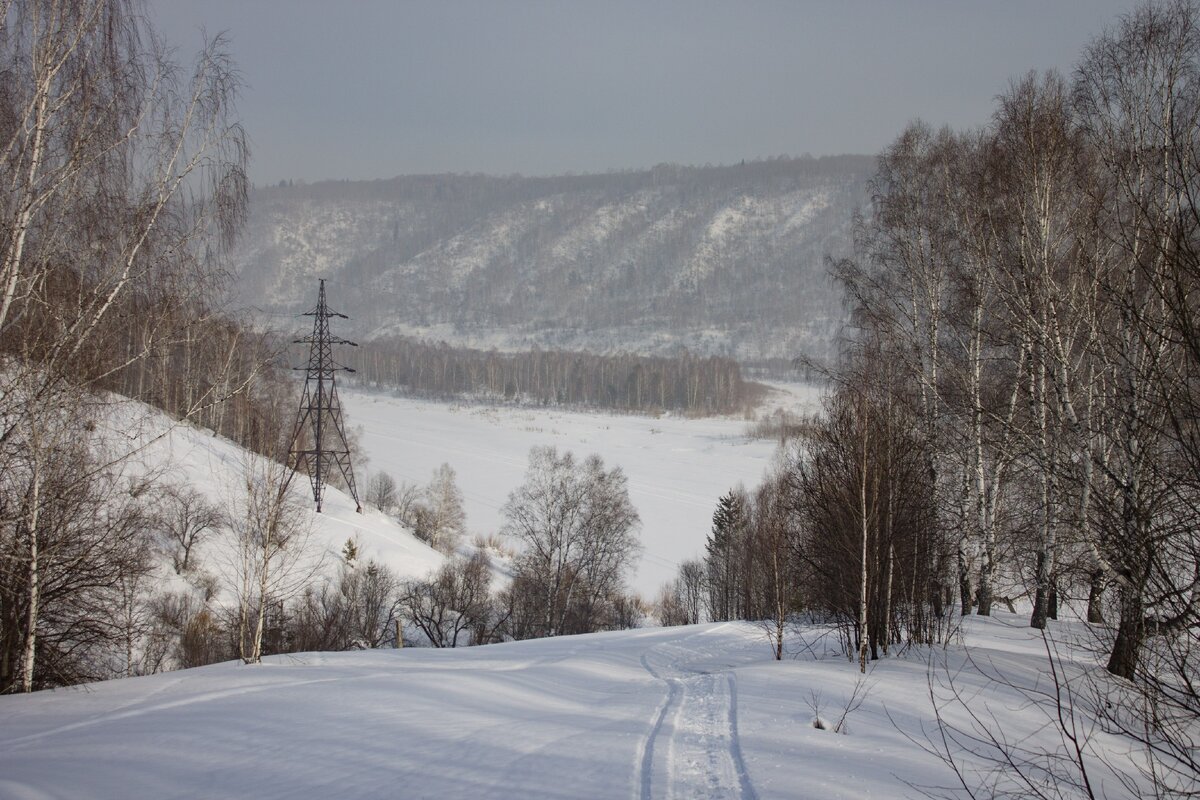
[99,377,817,612]
[0,615,1155,799]
[116,399,445,584]
[231,157,871,363]
[342,382,823,597]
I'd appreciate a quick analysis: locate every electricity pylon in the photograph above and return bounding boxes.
[288,279,362,513]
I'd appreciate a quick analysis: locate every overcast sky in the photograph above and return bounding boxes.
[150,1,1141,186]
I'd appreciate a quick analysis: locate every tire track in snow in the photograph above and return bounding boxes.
[726,670,757,800]
[638,653,684,800]
[635,632,757,800]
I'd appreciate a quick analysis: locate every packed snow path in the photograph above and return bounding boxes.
[637,627,756,800]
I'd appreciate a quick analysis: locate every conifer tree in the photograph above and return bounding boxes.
[705,488,748,621]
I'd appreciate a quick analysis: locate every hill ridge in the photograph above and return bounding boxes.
[232,156,873,363]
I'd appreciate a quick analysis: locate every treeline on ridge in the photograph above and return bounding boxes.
[343,336,758,415]
[235,154,872,365]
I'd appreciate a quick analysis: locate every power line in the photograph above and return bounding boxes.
[287,279,362,513]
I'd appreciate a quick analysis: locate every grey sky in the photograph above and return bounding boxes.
[151,1,1141,186]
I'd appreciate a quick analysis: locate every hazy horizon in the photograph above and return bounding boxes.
[151,1,1142,186]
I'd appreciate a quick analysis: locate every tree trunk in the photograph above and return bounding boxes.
[19,455,43,693]
[1031,550,1051,630]
[772,536,784,661]
[883,544,895,655]
[957,545,972,616]
[858,422,870,674]
[1086,569,1105,624]
[1106,583,1143,680]
[976,549,994,616]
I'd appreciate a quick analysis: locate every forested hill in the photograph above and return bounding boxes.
[231,156,873,364]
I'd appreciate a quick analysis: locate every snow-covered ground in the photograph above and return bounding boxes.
[7,388,1155,799]
[113,399,445,584]
[342,382,822,597]
[99,377,819,601]
[0,614,1153,799]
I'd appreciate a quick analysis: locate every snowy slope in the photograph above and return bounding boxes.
[231,158,872,363]
[98,376,816,601]
[342,382,823,597]
[0,615,1155,799]
[113,399,445,583]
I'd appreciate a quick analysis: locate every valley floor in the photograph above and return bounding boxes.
[0,615,1156,799]
[341,382,821,596]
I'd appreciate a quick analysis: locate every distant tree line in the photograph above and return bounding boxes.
[345,336,753,415]
[256,153,870,206]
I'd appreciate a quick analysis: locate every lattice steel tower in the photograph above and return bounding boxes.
[289,279,362,513]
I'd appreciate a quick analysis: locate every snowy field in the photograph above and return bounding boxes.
[342,382,821,596]
[0,615,1152,799]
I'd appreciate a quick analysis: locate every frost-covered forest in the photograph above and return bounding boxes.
[232,156,872,364]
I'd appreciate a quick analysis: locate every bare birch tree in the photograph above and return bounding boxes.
[221,455,319,665]
[423,463,466,554]
[0,0,248,692]
[400,552,496,648]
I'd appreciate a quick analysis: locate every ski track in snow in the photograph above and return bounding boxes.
[636,628,757,800]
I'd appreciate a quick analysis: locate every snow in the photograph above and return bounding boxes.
[550,198,647,264]
[677,190,833,290]
[100,375,819,601]
[417,208,532,290]
[0,615,1156,799]
[111,399,445,585]
[782,190,830,233]
[341,383,823,597]
[3,391,1159,798]
[253,200,394,302]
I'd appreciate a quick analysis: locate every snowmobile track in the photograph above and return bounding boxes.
[636,635,757,800]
